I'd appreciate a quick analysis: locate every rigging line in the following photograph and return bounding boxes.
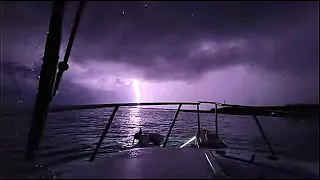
[53,1,86,96]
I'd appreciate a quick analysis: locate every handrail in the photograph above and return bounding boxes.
[83,102,200,162]
[198,101,219,137]
[199,101,277,160]
[90,106,119,162]
[198,101,222,105]
[252,115,277,160]
[29,100,279,162]
[163,104,182,147]
[50,102,200,112]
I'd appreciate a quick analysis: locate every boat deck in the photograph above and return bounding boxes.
[57,147,318,179]
[58,148,223,179]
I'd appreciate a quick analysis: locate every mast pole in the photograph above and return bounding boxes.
[25,1,65,160]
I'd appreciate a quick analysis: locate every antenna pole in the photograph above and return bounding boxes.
[215,103,218,137]
[197,104,201,135]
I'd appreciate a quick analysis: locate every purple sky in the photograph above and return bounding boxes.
[1,1,319,109]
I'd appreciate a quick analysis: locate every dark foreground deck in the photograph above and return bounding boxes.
[57,147,318,179]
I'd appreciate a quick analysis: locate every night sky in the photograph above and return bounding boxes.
[1,1,319,109]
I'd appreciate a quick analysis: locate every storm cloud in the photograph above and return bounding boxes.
[1,1,319,106]
[69,1,319,80]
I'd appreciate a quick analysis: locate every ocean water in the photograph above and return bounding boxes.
[1,107,319,178]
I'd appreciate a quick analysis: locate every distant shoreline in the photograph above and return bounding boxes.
[181,104,319,117]
[2,103,318,118]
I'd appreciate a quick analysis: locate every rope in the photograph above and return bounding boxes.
[53,1,86,96]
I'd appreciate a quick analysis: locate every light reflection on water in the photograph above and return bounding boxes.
[123,107,142,147]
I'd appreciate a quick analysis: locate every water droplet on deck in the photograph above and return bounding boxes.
[36,164,43,168]
[46,30,49,34]
[208,17,211,19]
[122,11,125,16]
[17,98,23,104]
[38,76,41,79]
[191,13,194,17]
[144,4,148,8]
